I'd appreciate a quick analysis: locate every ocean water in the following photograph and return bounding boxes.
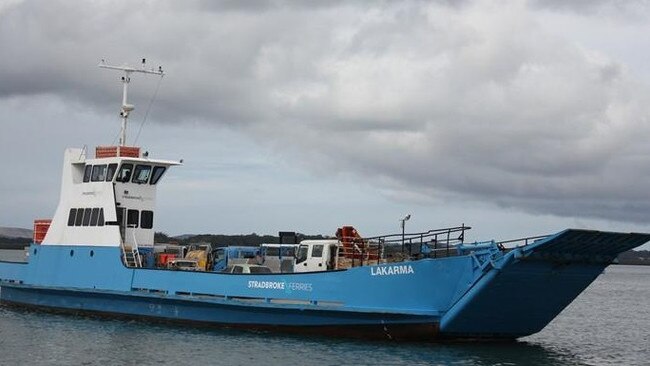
[0,250,648,366]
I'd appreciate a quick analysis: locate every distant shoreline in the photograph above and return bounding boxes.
[0,243,30,250]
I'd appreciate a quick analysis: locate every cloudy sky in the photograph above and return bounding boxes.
[1,0,650,245]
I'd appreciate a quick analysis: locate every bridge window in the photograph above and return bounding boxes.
[106,163,118,182]
[150,166,166,185]
[74,207,84,226]
[83,165,92,183]
[91,164,107,182]
[141,210,154,229]
[132,165,152,184]
[116,163,134,183]
[68,208,77,226]
[127,209,139,228]
[82,208,92,226]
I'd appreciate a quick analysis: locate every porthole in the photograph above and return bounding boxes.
[70,250,74,257]
[90,250,94,257]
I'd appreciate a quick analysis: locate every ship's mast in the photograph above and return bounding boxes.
[99,59,164,146]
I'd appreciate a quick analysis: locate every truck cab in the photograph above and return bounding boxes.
[184,243,213,271]
[294,240,339,273]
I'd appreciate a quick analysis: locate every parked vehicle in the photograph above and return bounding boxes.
[167,259,200,271]
[212,246,260,272]
[185,243,213,271]
[222,264,272,274]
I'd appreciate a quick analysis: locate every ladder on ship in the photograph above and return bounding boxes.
[122,245,142,267]
[121,227,142,268]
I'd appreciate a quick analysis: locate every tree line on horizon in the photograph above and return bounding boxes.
[2,233,650,265]
[153,232,330,247]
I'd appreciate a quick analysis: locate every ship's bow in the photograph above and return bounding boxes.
[439,230,650,339]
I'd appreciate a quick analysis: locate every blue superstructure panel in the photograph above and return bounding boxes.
[23,245,132,291]
[0,261,27,283]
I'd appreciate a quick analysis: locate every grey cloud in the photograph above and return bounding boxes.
[531,0,646,14]
[2,0,650,224]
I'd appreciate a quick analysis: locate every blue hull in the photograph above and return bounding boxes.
[0,284,439,340]
[1,229,649,340]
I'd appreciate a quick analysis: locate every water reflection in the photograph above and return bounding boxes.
[0,307,589,366]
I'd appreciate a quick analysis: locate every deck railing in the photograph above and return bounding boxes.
[496,234,550,249]
[337,224,470,268]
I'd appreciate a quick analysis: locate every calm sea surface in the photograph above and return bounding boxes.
[0,249,648,366]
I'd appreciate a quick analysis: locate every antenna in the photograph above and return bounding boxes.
[99,59,164,146]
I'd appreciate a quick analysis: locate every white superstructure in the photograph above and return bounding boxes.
[39,59,180,257]
[42,147,179,248]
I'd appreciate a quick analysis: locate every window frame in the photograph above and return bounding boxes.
[127,209,139,228]
[140,210,154,229]
[295,245,308,264]
[74,207,84,226]
[116,163,134,183]
[150,166,166,185]
[132,164,152,184]
[82,208,92,226]
[98,208,105,227]
[91,164,107,182]
[90,208,100,226]
[106,163,118,182]
[83,165,92,183]
[67,208,77,226]
[311,244,324,258]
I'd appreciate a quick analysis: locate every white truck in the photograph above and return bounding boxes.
[293,240,340,273]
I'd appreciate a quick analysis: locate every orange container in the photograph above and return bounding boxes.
[157,253,177,267]
[95,146,141,159]
[33,219,52,244]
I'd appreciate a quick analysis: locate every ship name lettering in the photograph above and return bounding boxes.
[370,265,415,276]
[248,280,285,290]
[123,195,143,201]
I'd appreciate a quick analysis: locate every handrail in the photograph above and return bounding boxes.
[337,224,470,267]
[130,227,142,267]
[360,225,470,244]
[497,234,550,248]
[119,225,142,268]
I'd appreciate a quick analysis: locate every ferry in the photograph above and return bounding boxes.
[1,61,649,341]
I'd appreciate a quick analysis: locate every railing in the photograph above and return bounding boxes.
[496,234,550,249]
[131,228,142,267]
[337,224,470,268]
[120,225,142,268]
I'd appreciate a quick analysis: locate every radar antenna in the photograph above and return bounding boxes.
[99,59,164,146]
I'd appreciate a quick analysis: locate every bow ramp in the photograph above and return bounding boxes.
[440,229,650,339]
[521,229,650,262]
